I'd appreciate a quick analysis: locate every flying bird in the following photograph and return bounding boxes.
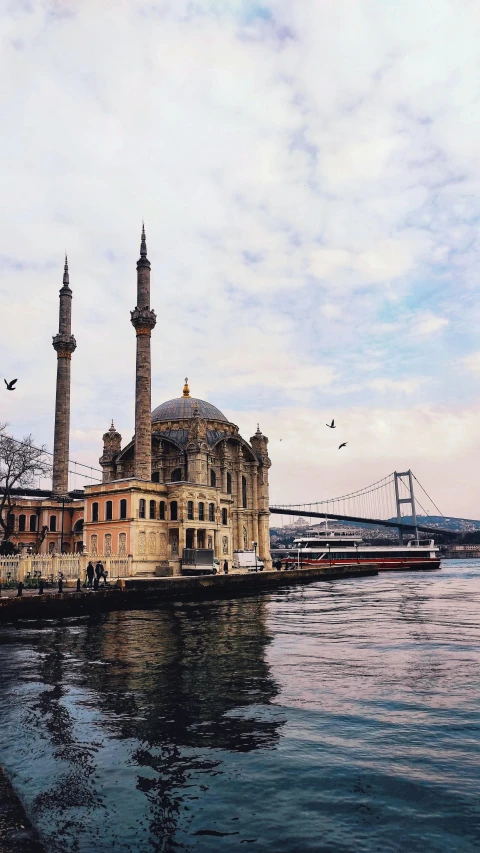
[4,379,17,391]
[326,419,335,428]
[338,442,348,450]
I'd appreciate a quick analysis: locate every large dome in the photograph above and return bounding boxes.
[151,396,228,424]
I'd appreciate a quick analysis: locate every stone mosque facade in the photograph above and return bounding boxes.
[4,228,272,573]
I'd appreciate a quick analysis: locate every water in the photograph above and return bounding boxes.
[0,560,479,852]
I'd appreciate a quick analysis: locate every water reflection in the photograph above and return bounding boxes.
[0,597,283,851]
[1,564,479,853]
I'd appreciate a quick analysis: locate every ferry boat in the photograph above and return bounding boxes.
[280,526,441,571]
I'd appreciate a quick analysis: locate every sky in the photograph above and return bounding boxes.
[1,0,480,518]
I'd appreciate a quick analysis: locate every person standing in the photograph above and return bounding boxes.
[86,561,95,588]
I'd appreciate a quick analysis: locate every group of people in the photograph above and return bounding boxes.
[85,560,108,589]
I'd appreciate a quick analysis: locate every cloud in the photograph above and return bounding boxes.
[460,351,480,375]
[0,0,479,516]
[366,378,427,394]
[409,313,449,338]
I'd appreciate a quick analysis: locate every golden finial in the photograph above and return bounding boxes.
[183,377,190,397]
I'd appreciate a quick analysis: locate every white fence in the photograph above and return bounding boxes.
[0,558,21,583]
[0,554,132,583]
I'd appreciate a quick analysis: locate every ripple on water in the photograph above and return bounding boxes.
[0,561,479,852]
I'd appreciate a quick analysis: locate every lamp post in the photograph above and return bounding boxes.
[252,541,258,572]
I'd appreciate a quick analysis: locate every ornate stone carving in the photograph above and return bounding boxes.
[250,425,271,465]
[102,421,122,456]
[138,531,146,555]
[90,534,98,556]
[222,535,228,554]
[52,333,77,356]
[104,533,112,556]
[149,532,156,554]
[159,532,167,554]
[130,306,157,334]
[187,405,208,448]
[118,533,126,556]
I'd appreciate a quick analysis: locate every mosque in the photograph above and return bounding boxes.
[4,228,272,573]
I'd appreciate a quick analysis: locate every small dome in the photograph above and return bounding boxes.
[151,396,229,424]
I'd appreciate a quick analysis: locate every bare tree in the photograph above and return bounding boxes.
[0,423,51,553]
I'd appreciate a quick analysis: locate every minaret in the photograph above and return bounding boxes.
[250,424,272,570]
[52,256,76,496]
[130,224,156,479]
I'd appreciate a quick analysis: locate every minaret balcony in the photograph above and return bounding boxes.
[130,307,157,332]
[52,333,77,355]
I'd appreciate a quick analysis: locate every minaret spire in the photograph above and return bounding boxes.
[52,256,77,496]
[140,222,147,257]
[63,254,69,287]
[131,223,156,480]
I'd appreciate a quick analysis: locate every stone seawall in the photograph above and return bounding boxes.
[0,767,45,853]
[0,564,377,622]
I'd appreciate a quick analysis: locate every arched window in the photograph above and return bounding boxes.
[92,502,99,522]
[120,499,127,519]
[222,508,227,525]
[198,502,205,521]
[226,472,232,494]
[187,501,194,520]
[149,500,156,519]
[29,514,37,532]
[105,501,113,521]
[159,501,166,520]
[242,476,247,509]
[171,468,182,482]
[6,513,14,532]
[118,532,126,555]
[170,501,178,521]
[18,514,26,532]
[210,469,216,487]
[208,503,215,522]
[139,499,146,519]
[50,515,57,532]
[152,471,160,483]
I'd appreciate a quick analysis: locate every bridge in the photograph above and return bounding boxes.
[270,470,465,540]
[4,434,471,542]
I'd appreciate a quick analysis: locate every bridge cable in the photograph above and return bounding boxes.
[411,473,444,518]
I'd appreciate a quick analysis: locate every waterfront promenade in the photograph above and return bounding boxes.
[0,563,378,621]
